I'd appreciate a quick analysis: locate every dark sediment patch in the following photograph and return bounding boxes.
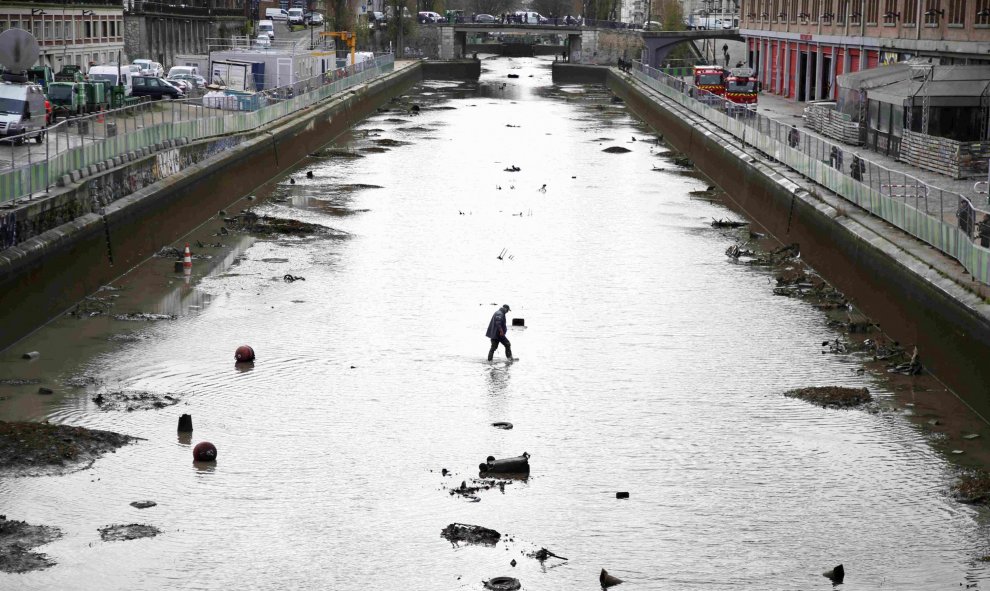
[330,183,384,192]
[784,386,872,409]
[309,148,364,159]
[0,378,40,386]
[113,313,176,322]
[92,391,181,412]
[953,471,990,504]
[602,146,631,153]
[384,118,411,123]
[397,126,432,132]
[359,146,389,153]
[372,138,410,147]
[441,523,501,546]
[0,421,137,476]
[226,212,330,236]
[0,516,63,573]
[98,524,161,542]
[130,501,157,509]
[67,294,119,318]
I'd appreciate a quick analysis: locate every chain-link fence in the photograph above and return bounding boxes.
[631,60,990,286]
[0,54,395,203]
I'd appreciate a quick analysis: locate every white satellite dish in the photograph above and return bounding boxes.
[0,29,40,74]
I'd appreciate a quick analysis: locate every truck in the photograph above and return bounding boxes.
[27,66,54,91]
[54,64,83,82]
[47,81,87,119]
[725,67,758,113]
[693,65,726,101]
[87,65,134,96]
[0,81,48,143]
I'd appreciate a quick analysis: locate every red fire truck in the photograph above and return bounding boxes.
[692,65,726,96]
[725,67,758,112]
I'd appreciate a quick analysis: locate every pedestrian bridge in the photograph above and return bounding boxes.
[436,23,744,65]
[641,29,744,67]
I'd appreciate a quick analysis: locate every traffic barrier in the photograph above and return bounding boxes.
[183,244,192,273]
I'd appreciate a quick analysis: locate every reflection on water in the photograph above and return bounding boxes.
[1,56,989,590]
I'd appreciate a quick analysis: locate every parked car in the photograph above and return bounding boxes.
[642,20,662,30]
[417,11,442,23]
[258,19,276,39]
[287,7,304,24]
[255,34,272,48]
[133,59,164,77]
[165,77,190,92]
[265,7,288,20]
[473,13,495,22]
[167,65,201,79]
[303,12,324,25]
[367,10,386,28]
[131,75,183,99]
[169,73,206,89]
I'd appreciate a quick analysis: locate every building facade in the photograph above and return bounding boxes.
[0,2,124,71]
[124,0,247,69]
[739,0,990,102]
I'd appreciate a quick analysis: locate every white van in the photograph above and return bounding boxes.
[514,10,542,23]
[167,65,200,79]
[258,19,275,39]
[287,7,304,24]
[0,82,47,142]
[87,65,134,95]
[265,7,288,20]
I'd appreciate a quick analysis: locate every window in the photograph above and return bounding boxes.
[948,0,965,23]
[101,20,107,37]
[823,0,834,21]
[791,0,799,21]
[84,21,91,38]
[44,21,51,39]
[55,22,61,39]
[836,0,846,21]
[867,0,879,22]
[924,0,941,23]
[800,0,810,19]
[812,0,820,21]
[904,0,918,22]
[883,0,897,21]
[978,0,990,22]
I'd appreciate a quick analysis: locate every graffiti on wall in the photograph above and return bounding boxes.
[0,212,16,250]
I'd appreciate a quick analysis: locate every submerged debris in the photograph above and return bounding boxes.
[0,516,63,573]
[446,477,514,502]
[672,156,694,167]
[310,148,364,159]
[0,421,136,476]
[441,523,501,546]
[784,386,872,409]
[372,138,409,147]
[528,547,568,561]
[602,146,631,154]
[953,471,990,504]
[130,501,157,509]
[711,218,747,229]
[92,391,180,412]
[359,146,389,153]
[98,524,161,542]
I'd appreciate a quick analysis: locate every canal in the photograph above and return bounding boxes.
[2,56,988,590]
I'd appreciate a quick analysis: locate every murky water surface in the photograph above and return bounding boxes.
[2,57,989,590]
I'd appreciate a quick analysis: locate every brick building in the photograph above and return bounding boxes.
[739,0,990,102]
[0,1,124,71]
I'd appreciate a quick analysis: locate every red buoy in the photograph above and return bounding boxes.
[193,441,217,462]
[235,345,255,362]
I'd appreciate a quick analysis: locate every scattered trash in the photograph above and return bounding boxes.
[888,346,922,375]
[602,146,631,153]
[492,422,514,430]
[92,391,181,412]
[507,74,519,78]
[225,211,331,237]
[600,568,623,587]
[528,547,568,561]
[193,441,217,462]
[22,351,39,360]
[479,452,530,476]
[98,523,161,542]
[823,564,844,584]
[129,501,157,509]
[0,516,63,573]
[441,523,501,546]
[783,386,872,409]
[503,165,521,172]
[306,171,314,179]
[113,313,176,322]
[711,218,747,229]
[446,477,514,502]
[37,387,53,395]
[506,124,520,128]
[283,274,306,283]
[497,248,513,261]
[672,156,694,167]
[484,576,521,590]
[510,559,517,567]
[615,491,630,499]
[964,433,981,440]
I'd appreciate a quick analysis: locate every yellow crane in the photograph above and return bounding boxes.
[320,31,356,67]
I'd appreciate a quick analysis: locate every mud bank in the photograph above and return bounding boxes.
[0,421,136,477]
[0,517,62,573]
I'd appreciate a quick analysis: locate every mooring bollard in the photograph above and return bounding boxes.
[177,414,193,432]
[192,441,217,462]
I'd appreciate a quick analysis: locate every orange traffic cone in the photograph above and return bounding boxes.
[183,244,192,274]
[96,109,104,124]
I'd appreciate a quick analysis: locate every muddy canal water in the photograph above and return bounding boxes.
[2,57,988,590]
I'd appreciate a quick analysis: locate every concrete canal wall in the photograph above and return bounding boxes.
[0,61,433,351]
[606,67,990,415]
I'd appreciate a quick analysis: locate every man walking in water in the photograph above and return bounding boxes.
[486,304,513,361]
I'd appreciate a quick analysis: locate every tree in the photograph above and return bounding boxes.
[533,0,573,17]
[471,0,514,16]
[659,0,685,29]
[386,0,416,56]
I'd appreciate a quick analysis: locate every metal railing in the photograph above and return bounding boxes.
[0,54,395,203]
[631,60,990,286]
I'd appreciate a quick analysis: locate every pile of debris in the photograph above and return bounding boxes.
[783,386,873,409]
[441,523,501,546]
[224,211,329,236]
[98,523,161,542]
[92,391,181,412]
